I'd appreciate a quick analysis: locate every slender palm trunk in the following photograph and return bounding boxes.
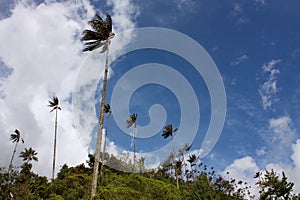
[52,108,58,180]
[171,135,179,189]
[100,113,110,175]
[8,141,19,174]
[133,122,136,172]
[91,38,110,198]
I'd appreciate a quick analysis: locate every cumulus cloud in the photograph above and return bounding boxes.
[224,142,300,197]
[0,0,138,178]
[230,54,249,66]
[259,59,281,110]
[224,116,300,197]
[265,139,300,194]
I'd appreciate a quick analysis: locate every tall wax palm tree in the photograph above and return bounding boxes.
[162,124,179,189]
[48,96,61,180]
[8,129,24,173]
[126,113,138,172]
[19,147,38,163]
[81,13,115,198]
[19,147,38,181]
[100,103,111,175]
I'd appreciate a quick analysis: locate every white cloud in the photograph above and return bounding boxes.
[0,0,138,178]
[259,115,297,164]
[232,3,242,17]
[256,148,266,156]
[224,116,300,197]
[230,3,249,25]
[259,59,281,110]
[223,140,300,197]
[230,54,249,66]
[268,115,296,147]
[176,0,197,12]
[265,139,300,194]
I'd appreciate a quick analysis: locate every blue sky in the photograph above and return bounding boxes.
[0,0,300,196]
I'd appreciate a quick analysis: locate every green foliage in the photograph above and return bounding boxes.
[191,173,220,200]
[255,169,298,200]
[2,153,300,200]
[97,173,188,200]
[47,193,64,200]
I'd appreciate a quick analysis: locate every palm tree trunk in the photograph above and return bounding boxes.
[133,122,136,172]
[91,38,110,198]
[8,142,18,174]
[171,135,179,189]
[100,113,110,175]
[52,108,58,180]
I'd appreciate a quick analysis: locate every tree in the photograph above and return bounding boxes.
[100,103,111,175]
[187,154,197,181]
[48,96,61,180]
[19,147,38,163]
[255,169,297,200]
[162,124,179,189]
[8,129,24,174]
[126,113,138,172]
[81,13,115,198]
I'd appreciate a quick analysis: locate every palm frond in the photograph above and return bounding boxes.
[187,154,197,164]
[10,129,20,143]
[81,30,103,41]
[184,143,192,151]
[48,96,61,112]
[162,124,174,139]
[94,14,103,22]
[105,14,112,33]
[104,104,111,113]
[20,147,38,162]
[88,14,105,33]
[83,40,106,52]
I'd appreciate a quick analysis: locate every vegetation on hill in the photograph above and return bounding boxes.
[1,150,299,200]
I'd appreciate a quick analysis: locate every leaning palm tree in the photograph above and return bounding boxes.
[81,13,115,198]
[8,129,24,173]
[162,124,179,189]
[48,96,61,180]
[100,103,111,175]
[19,147,38,163]
[126,113,138,172]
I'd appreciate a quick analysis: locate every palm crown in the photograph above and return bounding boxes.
[81,14,115,52]
[162,124,178,139]
[187,154,197,166]
[48,97,61,112]
[19,147,38,163]
[104,103,111,114]
[10,129,24,143]
[126,113,138,128]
